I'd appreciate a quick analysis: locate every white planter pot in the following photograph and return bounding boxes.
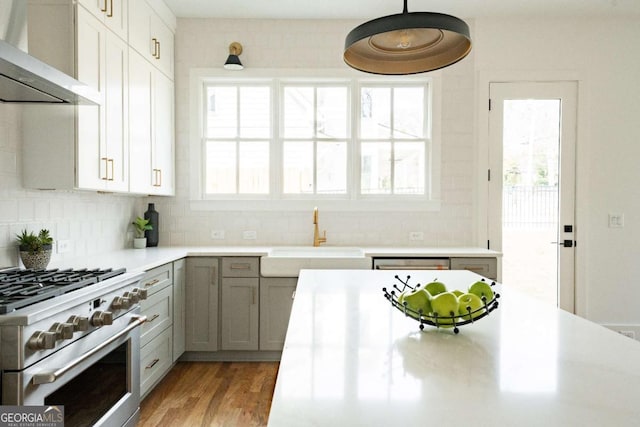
[133,238,147,249]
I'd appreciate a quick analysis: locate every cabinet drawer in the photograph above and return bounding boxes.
[140,285,172,347]
[450,258,498,281]
[140,263,173,296]
[140,327,172,398]
[222,257,259,278]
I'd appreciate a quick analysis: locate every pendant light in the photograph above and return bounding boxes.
[343,0,471,75]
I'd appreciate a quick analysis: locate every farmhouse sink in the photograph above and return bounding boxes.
[260,246,371,277]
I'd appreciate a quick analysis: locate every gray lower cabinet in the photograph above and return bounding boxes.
[185,257,220,352]
[450,257,498,281]
[221,257,260,351]
[259,277,297,351]
[172,258,186,361]
[139,263,174,398]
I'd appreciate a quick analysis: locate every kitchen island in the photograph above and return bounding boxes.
[268,270,640,426]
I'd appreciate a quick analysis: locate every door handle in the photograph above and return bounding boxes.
[551,240,574,247]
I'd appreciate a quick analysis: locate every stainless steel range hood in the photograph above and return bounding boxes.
[0,0,99,105]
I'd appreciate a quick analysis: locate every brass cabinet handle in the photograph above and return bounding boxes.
[145,358,160,370]
[101,0,107,12]
[101,157,109,180]
[152,38,158,57]
[152,169,162,187]
[144,278,160,288]
[156,40,161,59]
[107,0,113,17]
[230,263,251,270]
[107,158,114,181]
[252,287,256,305]
[147,313,160,323]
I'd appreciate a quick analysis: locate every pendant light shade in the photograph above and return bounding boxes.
[344,0,471,75]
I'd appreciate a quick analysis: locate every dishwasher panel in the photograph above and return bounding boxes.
[372,258,450,270]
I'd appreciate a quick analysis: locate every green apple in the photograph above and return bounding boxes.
[400,287,432,317]
[468,280,494,301]
[424,281,447,296]
[457,292,485,321]
[451,289,464,298]
[430,292,459,327]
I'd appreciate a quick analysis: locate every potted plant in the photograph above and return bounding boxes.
[16,229,54,270]
[132,217,152,249]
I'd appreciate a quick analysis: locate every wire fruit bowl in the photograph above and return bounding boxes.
[382,275,500,334]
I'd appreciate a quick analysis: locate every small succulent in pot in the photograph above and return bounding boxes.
[16,229,54,270]
[132,217,152,249]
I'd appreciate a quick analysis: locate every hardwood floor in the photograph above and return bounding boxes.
[138,362,279,427]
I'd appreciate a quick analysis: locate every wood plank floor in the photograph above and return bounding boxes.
[138,362,279,427]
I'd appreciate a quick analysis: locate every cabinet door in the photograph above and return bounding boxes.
[185,258,219,352]
[76,7,106,191]
[151,71,174,195]
[260,278,297,351]
[78,0,128,41]
[221,278,259,351]
[103,29,129,191]
[128,50,154,194]
[76,7,128,191]
[129,0,174,79]
[172,259,186,361]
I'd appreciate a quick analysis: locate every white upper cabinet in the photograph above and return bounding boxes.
[78,0,128,41]
[23,0,128,192]
[129,0,175,78]
[129,50,174,195]
[76,6,129,192]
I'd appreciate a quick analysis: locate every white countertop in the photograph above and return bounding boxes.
[46,246,500,273]
[268,269,640,427]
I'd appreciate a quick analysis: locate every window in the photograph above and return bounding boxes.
[194,70,438,209]
[282,85,348,195]
[204,85,271,195]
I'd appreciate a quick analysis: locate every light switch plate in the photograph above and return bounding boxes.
[409,231,424,241]
[608,213,624,228]
[211,230,225,240]
[57,239,71,254]
[243,231,257,240]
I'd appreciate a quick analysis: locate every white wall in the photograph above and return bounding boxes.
[0,104,140,268]
[150,18,478,248]
[473,17,640,323]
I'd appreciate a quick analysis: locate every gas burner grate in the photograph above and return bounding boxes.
[0,268,126,314]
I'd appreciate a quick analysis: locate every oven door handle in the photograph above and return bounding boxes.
[31,315,147,385]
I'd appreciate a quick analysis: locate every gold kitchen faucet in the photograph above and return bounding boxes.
[313,207,327,246]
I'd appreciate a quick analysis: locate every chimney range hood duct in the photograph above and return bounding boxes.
[0,1,99,105]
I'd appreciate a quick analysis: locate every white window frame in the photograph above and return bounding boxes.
[189,68,442,212]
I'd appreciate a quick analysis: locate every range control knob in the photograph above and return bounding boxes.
[49,322,74,340]
[111,296,131,310]
[67,315,89,332]
[27,331,57,350]
[132,288,148,300]
[123,291,139,304]
[91,311,113,327]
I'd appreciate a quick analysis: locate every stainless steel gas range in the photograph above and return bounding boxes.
[0,268,148,427]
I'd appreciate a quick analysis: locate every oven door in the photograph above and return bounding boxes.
[2,312,146,427]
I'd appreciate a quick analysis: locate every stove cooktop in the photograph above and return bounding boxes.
[0,268,126,314]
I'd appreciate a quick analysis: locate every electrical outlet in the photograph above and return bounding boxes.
[56,239,71,254]
[211,230,225,240]
[608,213,624,228]
[243,231,257,240]
[618,330,636,339]
[409,231,424,241]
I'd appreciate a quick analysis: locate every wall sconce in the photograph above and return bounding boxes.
[224,42,244,70]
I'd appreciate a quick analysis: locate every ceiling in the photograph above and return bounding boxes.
[163,0,640,20]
